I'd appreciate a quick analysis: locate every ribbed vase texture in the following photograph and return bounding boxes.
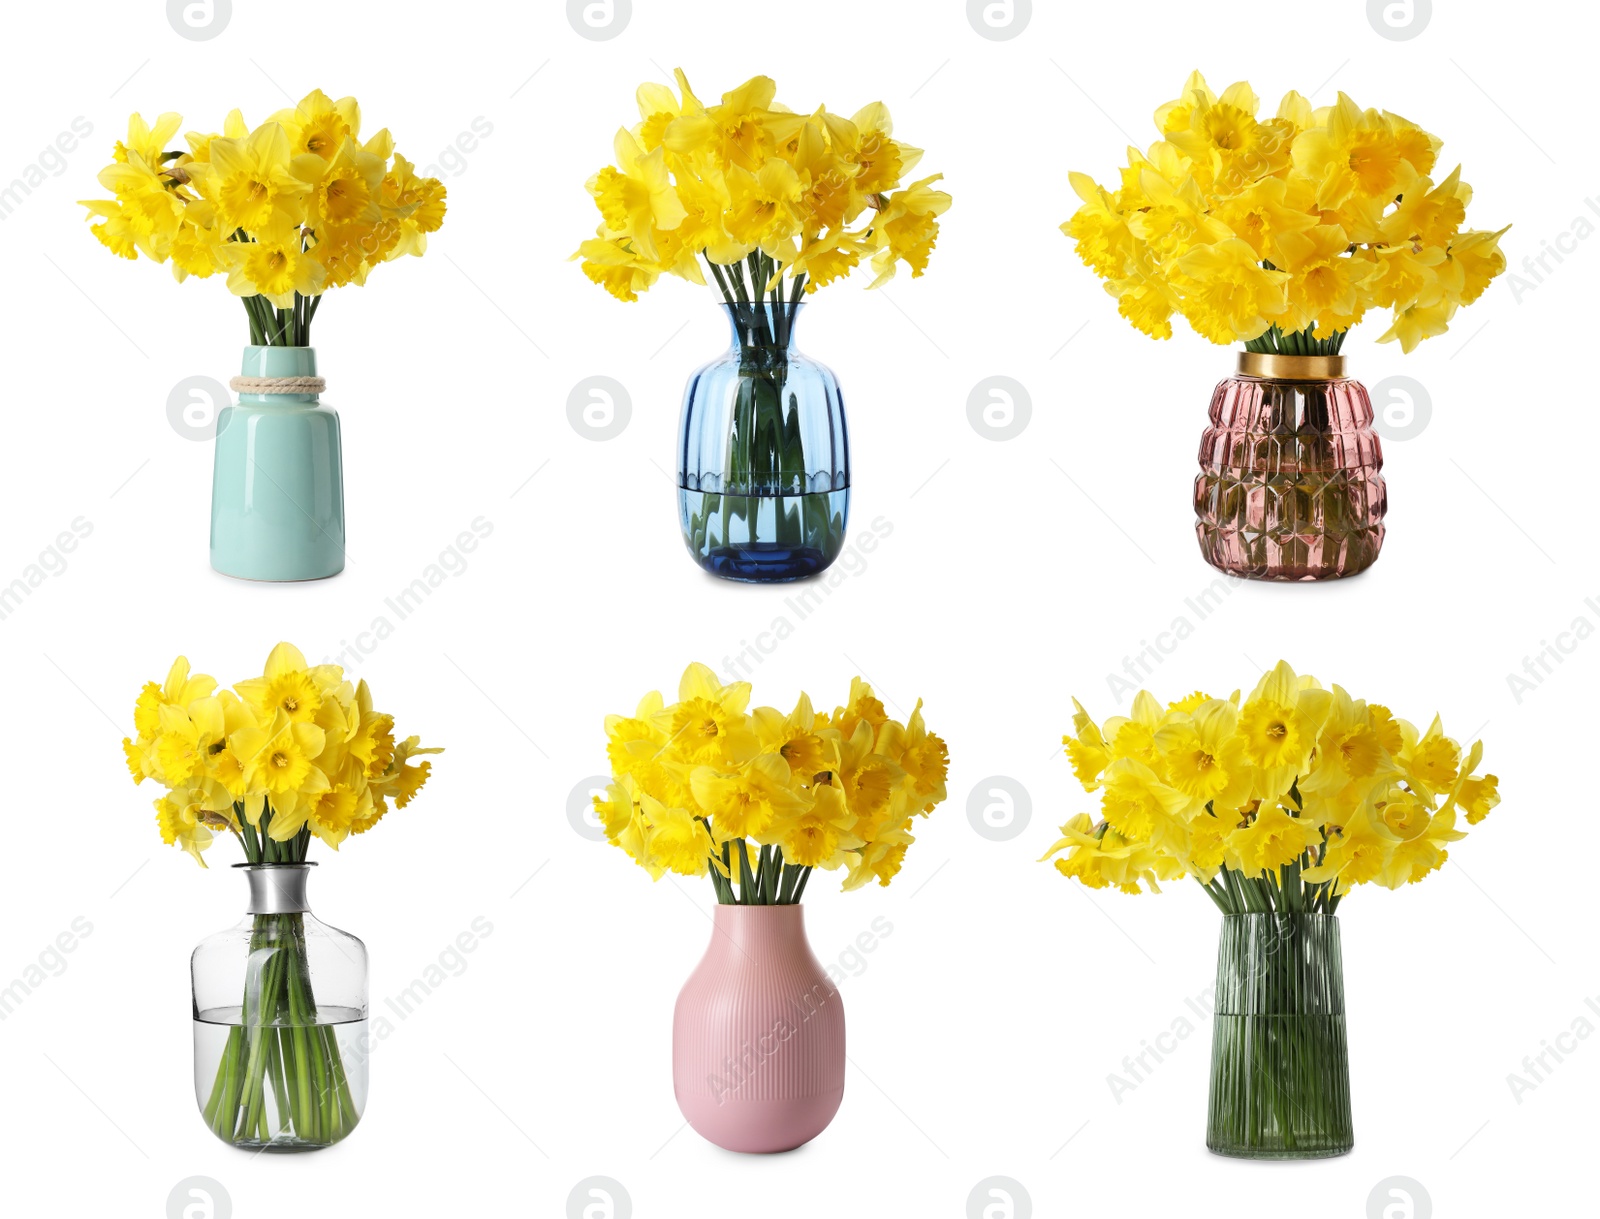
[677,303,850,583]
[1194,373,1385,581]
[672,905,845,1153]
[1206,913,1353,1159]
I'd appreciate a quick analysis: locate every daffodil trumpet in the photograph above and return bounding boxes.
[1044,660,1501,1158]
[124,643,440,1149]
[82,92,447,346]
[596,663,949,903]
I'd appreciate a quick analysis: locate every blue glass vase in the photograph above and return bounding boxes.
[678,302,850,582]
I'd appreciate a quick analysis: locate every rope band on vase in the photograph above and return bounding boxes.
[229,376,327,394]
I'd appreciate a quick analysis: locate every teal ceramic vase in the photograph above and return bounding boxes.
[210,347,345,581]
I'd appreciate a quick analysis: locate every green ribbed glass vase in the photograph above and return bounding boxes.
[1206,913,1353,1159]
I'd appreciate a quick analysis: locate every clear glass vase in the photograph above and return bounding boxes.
[191,864,368,1151]
[1206,912,1353,1159]
[1194,354,1385,581]
[678,301,850,582]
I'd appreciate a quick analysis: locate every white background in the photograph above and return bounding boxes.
[0,1,1590,1216]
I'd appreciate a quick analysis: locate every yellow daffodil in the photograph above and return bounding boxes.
[125,644,439,867]
[1296,685,1395,824]
[865,174,951,288]
[292,139,384,233]
[777,784,863,869]
[85,94,446,346]
[1274,224,1374,338]
[1175,238,1289,343]
[599,664,948,902]
[578,71,948,302]
[115,112,182,166]
[156,792,215,867]
[234,643,339,724]
[1064,74,1505,352]
[1045,662,1501,911]
[191,122,306,234]
[1230,805,1322,877]
[1302,807,1390,894]
[1295,94,1424,211]
[691,754,808,842]
[1063,697,1111,789]
[1154,698,1252,814]
[268,89,362,161]
[641,794,712,879]
[1237,661,1330,803]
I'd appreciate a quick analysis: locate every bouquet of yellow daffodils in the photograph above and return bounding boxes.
[596,663,948,903]
[1064,73,1508,353]
[81,91,447,346]
[1043,661,1500,913]
[574,70,952,310]
[124,643,437,1150]
[124,642,439,866]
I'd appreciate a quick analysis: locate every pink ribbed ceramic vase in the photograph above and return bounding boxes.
[673,904,845,1153]
[1194,353,1386,581]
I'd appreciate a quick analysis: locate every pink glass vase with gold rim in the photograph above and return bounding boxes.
[1194,352,1386,582]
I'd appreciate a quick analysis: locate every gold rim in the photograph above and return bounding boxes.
[1237,352,1347,381]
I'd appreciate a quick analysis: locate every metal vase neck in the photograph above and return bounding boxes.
[240,863,315,914]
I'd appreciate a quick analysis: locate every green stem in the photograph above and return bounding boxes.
[735,840,756,904]
[201,1025,239,1127]
[777,862,800,904]
[754,844,772,904]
